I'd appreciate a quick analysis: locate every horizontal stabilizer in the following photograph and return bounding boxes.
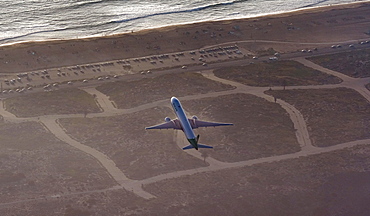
[198,144,213,149]
[182,145,194,150]
[182,144,213,150]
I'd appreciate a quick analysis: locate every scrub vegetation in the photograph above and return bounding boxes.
[213,60,342,87]
[308,48,370,78]
[4,88,100,117]
[266,87,370,147]
[96,72,234,109]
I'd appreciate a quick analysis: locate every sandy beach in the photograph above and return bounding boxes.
[0,2,369,75]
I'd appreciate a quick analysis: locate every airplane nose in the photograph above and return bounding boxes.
[171,97,178,103]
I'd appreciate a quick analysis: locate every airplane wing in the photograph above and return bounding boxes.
[145,119,182,130]
[189,119,233,129]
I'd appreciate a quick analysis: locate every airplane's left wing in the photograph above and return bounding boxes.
[189,119,233,129]
[145,119,182,130]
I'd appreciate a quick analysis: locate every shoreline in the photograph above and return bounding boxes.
[0,1,369,74]
[1,1,368,49]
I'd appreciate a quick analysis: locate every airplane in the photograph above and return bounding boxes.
[145,97,233,150]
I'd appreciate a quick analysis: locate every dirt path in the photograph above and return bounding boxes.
[295,57,370,102]
[200,70,316,151]
[142,64,370,189]
[40,117,156,199]
[0,54,369,202]
[80,87,118,112]
[174,130,227,167]
[0,100,18,120]
[141,138,370,186]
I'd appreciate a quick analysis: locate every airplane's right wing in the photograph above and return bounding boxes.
[145,119,182,130]
[189,119,233,129]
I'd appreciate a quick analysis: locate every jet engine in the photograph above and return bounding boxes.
[192,115,198,120]
[165,117,171,122]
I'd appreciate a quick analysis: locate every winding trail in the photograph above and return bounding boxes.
[41,117,156,199]
[295,57,370,101]
[174,131,227,167]
[41,118,129,183]
[0,100,18,120]
[200,70,316,151]
[80,87,118,112]
[142,138,370,186]
[0,55,369,204]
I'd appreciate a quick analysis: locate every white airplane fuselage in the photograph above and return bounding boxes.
[170,97,198,148]
[145,97,233,150]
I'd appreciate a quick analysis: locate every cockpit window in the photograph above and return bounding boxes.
[172,103,178,111]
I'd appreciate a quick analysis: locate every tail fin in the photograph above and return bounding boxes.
[182,135,213,150]
[195,135,213,148]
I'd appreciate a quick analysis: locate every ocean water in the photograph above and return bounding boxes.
[0,0,368,46]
